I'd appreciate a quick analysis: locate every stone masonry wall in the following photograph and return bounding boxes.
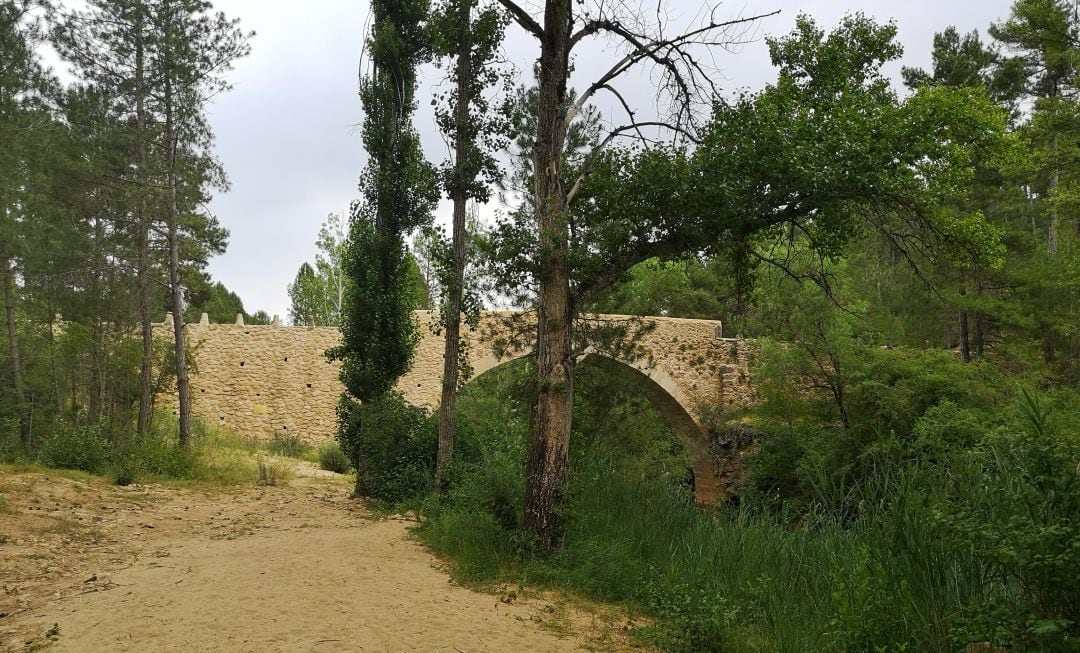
[154,311,757,448]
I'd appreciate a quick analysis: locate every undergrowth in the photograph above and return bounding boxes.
[0,414,265,486]
[365,357,1080,652]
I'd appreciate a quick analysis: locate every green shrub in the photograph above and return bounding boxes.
[317,441,350,474]
[937,389,1080,650]
[265,432,311,459]
[21,414,253,486]
[748,344,1011,511]
[336,391,435,502]
[36,422,111,473]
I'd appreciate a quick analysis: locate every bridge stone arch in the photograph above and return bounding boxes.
[423,349,719,502]
[154,309,757,504]
[575,353,719,503]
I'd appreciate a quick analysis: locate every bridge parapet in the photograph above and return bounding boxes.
[153,310,757,503]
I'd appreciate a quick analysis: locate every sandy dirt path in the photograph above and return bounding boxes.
[0,467,642,652]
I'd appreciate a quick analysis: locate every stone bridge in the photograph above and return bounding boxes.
[156,310,756,503]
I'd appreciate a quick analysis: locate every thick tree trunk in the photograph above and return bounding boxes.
[435,0,473,496]
[523,0,573,549]
[135,11,154,437]
[2,252,31,447]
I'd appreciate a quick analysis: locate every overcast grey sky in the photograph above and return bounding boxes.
[202,0,1016,321]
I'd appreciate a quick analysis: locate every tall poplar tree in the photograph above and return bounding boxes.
[331,0,437,493]
[428,0,507,493]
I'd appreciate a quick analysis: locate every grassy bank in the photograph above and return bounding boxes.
[343,357,1079,652]
[0,415,310,487]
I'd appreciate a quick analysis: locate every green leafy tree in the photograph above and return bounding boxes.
[184,276,264,325]
[491,9,1010,545]
[428,0,508,493]
[287,262,329,326]
[586,257,740,322]
[492,0,779,546]
[330,0,438,495]
[288,213,348,326]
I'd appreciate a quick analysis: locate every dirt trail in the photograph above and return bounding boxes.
[0,467,641,652]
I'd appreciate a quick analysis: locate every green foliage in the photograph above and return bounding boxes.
[264,432,311,459]
[587,257,739,321]
[427,0,509,204]
[316,441,350,474]
[288,213,348,326]
[0,413,267,486]
[331,0,437,404]
[535,13,1011,309]
[330,0,437,494]
[184,276,265,325]
[413,370,1080,652]
[938,389,1080,649]
[991,0,1080,99]
[336,392,435,503]
[747,341,1007,511]
[34,422,112,474]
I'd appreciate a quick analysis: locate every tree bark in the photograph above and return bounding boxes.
[135,7,154,437]
[167,151,192,449]
[47,306,61,414]
[1048,134,1059,256]
[958,288,970,363]
[973,312,985,358]
[523,0,573,549]
[1041,320,1056,364]
[2,251,31,447]
[163,3,192,448]
[435,0,474,495]
[88,319,103,422]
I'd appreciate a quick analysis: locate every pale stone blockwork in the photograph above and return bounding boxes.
[154,310,756,503]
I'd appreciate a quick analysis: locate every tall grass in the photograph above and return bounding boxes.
[373,360,1080,651]
[1,414,261,486]
[418,422,1079,652]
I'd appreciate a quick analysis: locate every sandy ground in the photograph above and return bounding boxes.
[0,465,645,652]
